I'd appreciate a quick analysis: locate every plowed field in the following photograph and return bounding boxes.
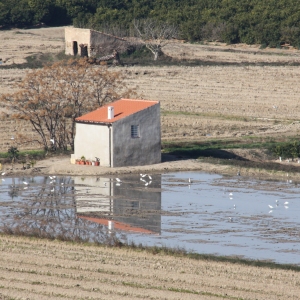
[1,27,300,150]
[0,235,299,300]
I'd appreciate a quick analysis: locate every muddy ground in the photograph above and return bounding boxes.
[1,26,300,299]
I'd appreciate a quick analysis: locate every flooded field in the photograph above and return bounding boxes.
[0,171,299,265]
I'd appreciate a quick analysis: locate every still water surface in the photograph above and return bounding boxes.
[0,172,299,265]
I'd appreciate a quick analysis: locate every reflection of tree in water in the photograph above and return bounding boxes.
[7,177,20,200]
[1,176,124,245]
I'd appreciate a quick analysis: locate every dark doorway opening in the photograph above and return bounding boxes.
[80,44,88,57]
[73,41,78,56]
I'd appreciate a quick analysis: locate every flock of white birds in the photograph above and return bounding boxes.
[115,174,153,187]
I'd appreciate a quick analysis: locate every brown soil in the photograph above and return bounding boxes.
[0,235,299,300]
[1,27,300,299]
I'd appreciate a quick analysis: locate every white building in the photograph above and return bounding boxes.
[72,98,161,167]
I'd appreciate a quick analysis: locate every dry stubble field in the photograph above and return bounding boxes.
[2,27,300,150]
[1,27,300,299]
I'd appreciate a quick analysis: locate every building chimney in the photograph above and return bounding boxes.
[108,106,114,119]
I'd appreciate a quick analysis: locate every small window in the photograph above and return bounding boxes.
[131,125,140,138]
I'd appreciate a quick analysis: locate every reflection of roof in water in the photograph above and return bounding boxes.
[78,215,158,235]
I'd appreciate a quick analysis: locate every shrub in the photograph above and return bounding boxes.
[271,141,300,159]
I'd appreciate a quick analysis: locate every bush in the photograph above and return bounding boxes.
[271,141,300,159]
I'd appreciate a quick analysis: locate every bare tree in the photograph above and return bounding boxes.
[0,58,136,151]
[133,18,178,60]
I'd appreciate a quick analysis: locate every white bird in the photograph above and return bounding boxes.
[1,178,5,182]
[145,182,149,186]
[229,192,233,196]
[61,183,64,186]
[229,217,233,222]
[284,201,289,205]
[51,188,54,193]
[268,205,273,209]
[140,178,146,183]
[188,178,192,183]
[276,200,279,203]
[49,176,53,180]
[233,204,236,209]
[148,175,152,180]
[23,181,28,185]
[140,174,147,178]
[10,136,14,140]
[116,178,121,182]
[1,172,5,176]
[50,138,55,144]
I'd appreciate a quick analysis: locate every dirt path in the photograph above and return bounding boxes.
[2,152,300,183]
[0,235,299,300]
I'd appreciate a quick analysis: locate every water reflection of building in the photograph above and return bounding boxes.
[74,175,161,234]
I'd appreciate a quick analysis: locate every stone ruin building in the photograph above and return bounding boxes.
[65,27,130,64]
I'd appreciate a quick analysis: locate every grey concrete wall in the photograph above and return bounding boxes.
[113,174,161,234]
[74,123,111,166]
[112,103,161,167]
[90,30,127,56]
[65,28,91,56]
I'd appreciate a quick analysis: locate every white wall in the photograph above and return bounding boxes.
[74,177,113,214]
[74,123,111,167]
[65,28,91,56]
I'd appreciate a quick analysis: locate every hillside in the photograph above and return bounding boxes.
[2,0,300,46]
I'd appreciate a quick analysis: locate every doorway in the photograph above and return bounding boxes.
[73,41,78,56]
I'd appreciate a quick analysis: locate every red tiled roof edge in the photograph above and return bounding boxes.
[75,98,159,124]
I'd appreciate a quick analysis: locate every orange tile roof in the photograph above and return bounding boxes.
[75,98,159,124]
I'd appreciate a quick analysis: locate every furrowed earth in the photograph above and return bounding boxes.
[0,26,300,299]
